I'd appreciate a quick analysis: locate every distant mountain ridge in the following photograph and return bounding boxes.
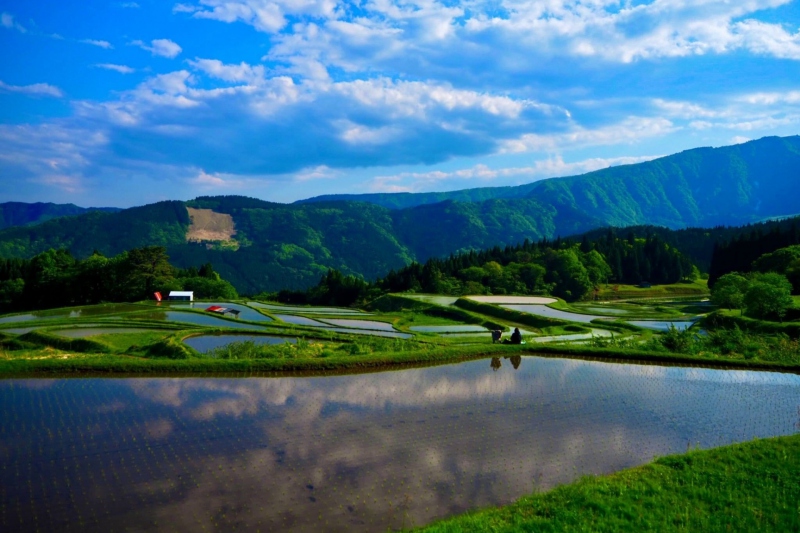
[0,135,798,293]
[300,136,800,227]
[0,202,121,230]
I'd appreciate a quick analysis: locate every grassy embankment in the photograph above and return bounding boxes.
[3,293,800,375]
[594,279,709,300]
[415,434,800,532]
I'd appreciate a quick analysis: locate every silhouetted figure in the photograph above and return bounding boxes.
[491,330,502,343]
[510,327,522,344]
[510,355,522,370]
[490,357,502,371]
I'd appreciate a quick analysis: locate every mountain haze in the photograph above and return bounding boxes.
[0,135,798,293]
[0,202,121,230]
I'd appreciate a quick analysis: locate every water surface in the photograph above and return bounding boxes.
[170,302,273,322]
[130,311,269,330]
[54,327,164,338]
[410,325,488,333]
[248,302,370,315]
[626,320,696,332]
[184,334,298,353]
[319,319,398,331]
[501,304,609,323]
[2,357,798,532]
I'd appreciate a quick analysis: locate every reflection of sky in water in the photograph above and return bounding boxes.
[410,325,487,332]
[184,334,298,353]
[131,311,269,330]
[318,319,397,331]
[170,302,273,322]
[501,304,609,323]
[0,304,148,323]
[248,302,370,315]
[626,320,696,331]
[54,327,164,338]
[2,358,799,532]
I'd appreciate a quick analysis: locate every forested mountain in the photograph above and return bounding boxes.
[0,135,798,294]
[295,182,543,210]
[302,135,800,228]
[0,202,120,230]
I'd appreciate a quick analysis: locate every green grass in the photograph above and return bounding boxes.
[415,434,800,532]
[595,280,709,300]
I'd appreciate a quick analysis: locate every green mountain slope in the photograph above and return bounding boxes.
[300,136,800,228]
[0,135,799,293]
[531,136,800,228]
[0,202,121,230]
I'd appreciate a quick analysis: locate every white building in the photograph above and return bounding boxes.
[168,291,194,302]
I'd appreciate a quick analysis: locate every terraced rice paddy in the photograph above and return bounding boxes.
[2,357,798,532]
[54,328,165,338]
[468,296,557,304]
[501,304,609,323]
[130,311,270,330]
[170,302,273,322]
[409,325,489,333]
[626,320,697,332]
[317,319,398,331]
[247,302,370,315]
[184,334,298,353]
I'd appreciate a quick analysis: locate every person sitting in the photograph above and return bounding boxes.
[510,327,522,344]
[491,330,502,343]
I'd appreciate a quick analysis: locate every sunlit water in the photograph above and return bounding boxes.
[1,357,798,532]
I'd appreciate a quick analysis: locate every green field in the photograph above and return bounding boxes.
[416,434,800,532]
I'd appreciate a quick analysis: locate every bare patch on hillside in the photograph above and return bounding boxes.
[186,208,236,242]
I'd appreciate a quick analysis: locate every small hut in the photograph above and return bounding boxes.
[168,291,194,301]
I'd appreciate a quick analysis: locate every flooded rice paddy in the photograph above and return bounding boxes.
[54,328,166,338]
[468,296,557,304]
[409,325,488,333]
[317,319,398,331]
[184,335,298,353]
[131,311,270,330]
[501,304,609,323]
[247,302,370,315]
[274,314,333,327]
[170,303,273,322]
[2,356,798,532]
[626,320,697,332]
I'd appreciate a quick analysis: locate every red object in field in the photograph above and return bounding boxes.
[154,292,162,302]
[206,306,225,313]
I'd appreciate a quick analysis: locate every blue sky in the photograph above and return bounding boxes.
[1,0,799,207]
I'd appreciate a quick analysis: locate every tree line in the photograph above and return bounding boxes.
[709,223,800,286]
[269,232,697,307]
[0,246,237,313]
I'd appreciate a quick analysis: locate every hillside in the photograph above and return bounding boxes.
[0,202,121,230]
[302,136,800,228]
[0,136,798,293]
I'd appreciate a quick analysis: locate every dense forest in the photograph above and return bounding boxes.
[0,247,237,313]
[272,232,696,306]
[709,223,800,286]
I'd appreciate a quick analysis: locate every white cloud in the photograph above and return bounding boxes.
[132,38,183,58]
[501,117,677,154]
[367,155,660,192]
[95,63,136,74]
[188,58,265,84]
[1,12,26,33]
[80,39,113,49]
[0,80,63,98]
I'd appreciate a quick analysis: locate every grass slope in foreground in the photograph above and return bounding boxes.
[415,434,800,533]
